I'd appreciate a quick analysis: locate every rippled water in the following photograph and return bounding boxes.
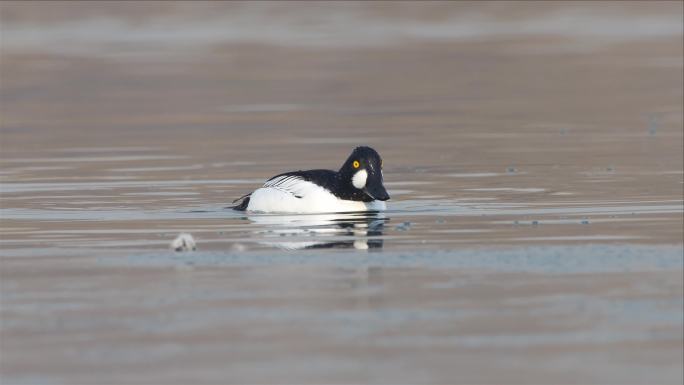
[1,3,683,385]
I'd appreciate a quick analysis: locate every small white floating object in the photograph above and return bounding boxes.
[171,233,196,252]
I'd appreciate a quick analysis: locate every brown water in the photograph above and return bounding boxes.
[1,2,683,384]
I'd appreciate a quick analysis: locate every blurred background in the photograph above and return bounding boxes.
[1,1,682,167]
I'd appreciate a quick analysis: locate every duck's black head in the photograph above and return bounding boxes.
[339,146,390,201]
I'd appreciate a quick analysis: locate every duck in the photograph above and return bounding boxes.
[232,146,390,213]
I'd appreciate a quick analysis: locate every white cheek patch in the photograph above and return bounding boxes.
[352,169,368,189]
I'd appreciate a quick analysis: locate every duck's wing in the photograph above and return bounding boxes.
[231,169,336,211]
[262,170,337,198]
[262,173,311,199]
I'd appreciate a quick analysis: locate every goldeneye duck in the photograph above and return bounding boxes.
[232,146,390,213]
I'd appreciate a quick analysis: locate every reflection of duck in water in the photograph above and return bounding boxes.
[231,146,389,213]
[249,211,387,250]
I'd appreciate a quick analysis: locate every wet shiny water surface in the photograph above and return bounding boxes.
[1,3,683,385]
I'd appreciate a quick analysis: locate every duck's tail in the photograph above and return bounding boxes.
[228,193,251,211]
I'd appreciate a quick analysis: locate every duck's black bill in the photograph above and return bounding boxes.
[364,181,390,201]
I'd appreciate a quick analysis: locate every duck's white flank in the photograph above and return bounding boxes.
[246,176,385,213]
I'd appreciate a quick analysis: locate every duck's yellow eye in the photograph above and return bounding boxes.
[353,160,360,169]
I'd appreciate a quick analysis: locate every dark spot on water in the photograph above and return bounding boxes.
[648,113,659,136]
[395,221,412,231]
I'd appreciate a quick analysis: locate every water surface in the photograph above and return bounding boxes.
[1,3,683,385]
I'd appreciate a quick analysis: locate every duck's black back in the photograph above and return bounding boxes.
[268,169,371,202]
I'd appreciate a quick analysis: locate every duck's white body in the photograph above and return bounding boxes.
[246,178,386,213]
